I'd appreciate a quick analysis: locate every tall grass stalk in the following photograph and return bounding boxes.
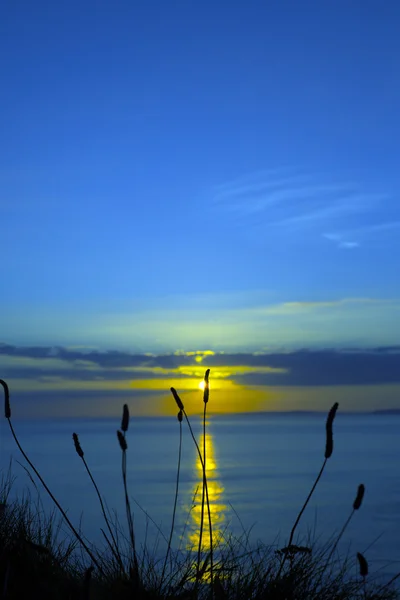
[117,403,138,578]
[325,484,365,568]
[159,409,183,592]
[198,368,214,590]
[170,384,213,586]
[276,402,339,579]
[72,432,125,574]
[0,378,103,575]
[116,425,139,581]
[314,483,365,592]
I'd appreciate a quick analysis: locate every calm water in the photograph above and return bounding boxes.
[1,413,400,579]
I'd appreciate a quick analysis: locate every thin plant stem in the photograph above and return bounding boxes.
[121,442,138,574]
[203,369,214,592]
[81,454,125,573]
[317,483,365,589]
[198,405,206,574]
[170,385,214,587]
[182,411,212,581]
[276,458,327,579]
[289,457,327,549]
[325,511,354,567]
[276,403,339,581]
[201,393,214,591]
[159,416,183,591]
[5,417,103,574]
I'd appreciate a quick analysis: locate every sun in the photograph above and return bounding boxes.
[198,380,205,390]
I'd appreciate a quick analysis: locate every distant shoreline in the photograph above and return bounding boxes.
[4,409,400,422]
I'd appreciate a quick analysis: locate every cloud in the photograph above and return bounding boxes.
[0,344,286,384]
[212,166,296,197]
[212,168,397,245]
[229,349,400,387]
[2,344,400,416]
[323,233,359,249]
[2,344,400,388]
[339,241,359,249]
[324,220,400,249]
[254,297,380,315]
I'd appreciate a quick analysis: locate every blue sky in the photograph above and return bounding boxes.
[1,1,400,413]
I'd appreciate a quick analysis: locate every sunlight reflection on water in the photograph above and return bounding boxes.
[187,429,227,550]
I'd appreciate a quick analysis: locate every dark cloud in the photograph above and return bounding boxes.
[1,343,400,386]
[3,389,164,419]
[231,349,400,386]
[0,344,201,369]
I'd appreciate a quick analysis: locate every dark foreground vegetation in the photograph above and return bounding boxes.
[1,375,399,599]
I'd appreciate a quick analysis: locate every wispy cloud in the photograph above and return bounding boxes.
[212,168,396,245]
[213,167,296,196]
[255,297,381,315]
[323,233,360,249]
[324,220,400,248]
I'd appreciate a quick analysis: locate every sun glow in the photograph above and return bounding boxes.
[198,380,205,390]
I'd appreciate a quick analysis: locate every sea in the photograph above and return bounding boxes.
[1,412,400,582]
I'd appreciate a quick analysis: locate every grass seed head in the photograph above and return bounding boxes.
[325,402,339,459]
[357,552,368,577]
[353,484,365,510]
[171,387,184,411]
[177,410,183,422]
[203,369,210,404]
[72,433,84,458]
[121,403,130,432]
[1,379,11,419]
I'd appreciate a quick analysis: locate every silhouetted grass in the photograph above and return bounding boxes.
[1,376,399,599]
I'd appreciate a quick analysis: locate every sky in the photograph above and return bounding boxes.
[1,1,400,415]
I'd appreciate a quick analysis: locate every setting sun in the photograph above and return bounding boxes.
[198,380,205,390]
